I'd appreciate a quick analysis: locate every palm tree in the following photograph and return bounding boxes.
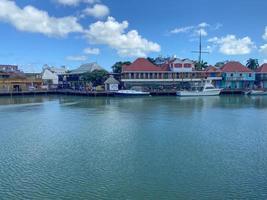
[246,58,259,70]
[195,60,208,70]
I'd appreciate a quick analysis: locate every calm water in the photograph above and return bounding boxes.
[0,95,267,200]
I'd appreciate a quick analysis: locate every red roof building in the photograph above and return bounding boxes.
[221,61,252,73]
[122,58,169,72]
[255,64,267,73]
[205,66,222,72]
[255,64,267,89]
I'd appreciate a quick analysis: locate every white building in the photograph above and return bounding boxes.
[104,76,119,91]
[169,58,195,72]
[42,65,67,87]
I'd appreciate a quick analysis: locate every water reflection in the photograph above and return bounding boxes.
[0,95,267,199]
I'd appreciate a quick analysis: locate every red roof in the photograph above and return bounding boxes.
[123,58,168,72]
[256,64,267,73]
[221,61,252,73]
[205,66,221,72]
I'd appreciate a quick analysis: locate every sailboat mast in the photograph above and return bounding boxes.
[199,31,202,64]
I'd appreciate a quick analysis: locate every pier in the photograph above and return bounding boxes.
[0,90,116,97]
[0,89,251,97]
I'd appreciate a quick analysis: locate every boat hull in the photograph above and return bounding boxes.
[176,90,221,97]
[115,90,150,96]
[249,90,267,96]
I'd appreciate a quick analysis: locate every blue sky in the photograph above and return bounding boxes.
[1,0,267,72]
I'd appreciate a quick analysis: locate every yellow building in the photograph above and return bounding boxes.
[0,72,42,92]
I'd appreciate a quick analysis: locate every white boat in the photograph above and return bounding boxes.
[115,90,150,96]
[248,90,267,96]
[176,81,222,97]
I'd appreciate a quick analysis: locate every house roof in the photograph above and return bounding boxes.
[221,61,252,73]
[104,76,120,84]
[70,62,104,74]
[170,58,194,64]
[49,67,67,74]
[205,66,221,72]
[256,64,267,73]
[123,58,169,72]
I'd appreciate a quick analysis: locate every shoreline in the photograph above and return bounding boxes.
[0,89,249,97]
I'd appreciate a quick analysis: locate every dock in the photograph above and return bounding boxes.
[0,90,179,97]
[0,89,251,97]
[220,89,249,95]
[0,90,116,97]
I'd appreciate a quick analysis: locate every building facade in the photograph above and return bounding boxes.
[0,65,19,72]
[42,66,67,88]
[0,71,42,92]
[121,58,222,90]
[220,62,255,89]
[58,62,104,89]
[255,64,267,89]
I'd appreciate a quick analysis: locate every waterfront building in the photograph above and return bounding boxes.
[205,66,222,88]
[220,61,255,89]
[58,62,104,89]
[104,75,120,91]
[0,65,19,72]
[255,64,267,89]
[0,69,42,92]
[121,58,221,90]
[42,65,67,89]
[168,58,195,72]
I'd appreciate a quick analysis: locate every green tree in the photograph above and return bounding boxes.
[246,58,259,70]
[195,60,208,70]
[81,69,108,86]
[111,61,131,73]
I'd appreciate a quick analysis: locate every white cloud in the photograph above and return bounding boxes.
[198,22,210,28]
[85,17,161,57]
[259,44,267,54]
[195,28,208,37]
[83,47,100,55]
[55,0,99,6]
[66,55,88,61]
[83,4,110,18]
[214,23,223,30]
[263,27,267,41]
[0,0,83,37]
[208,35,255,55]
[170,22,217,37]
[170,26,194,34]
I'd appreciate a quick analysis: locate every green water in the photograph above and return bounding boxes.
[0,95,267,200]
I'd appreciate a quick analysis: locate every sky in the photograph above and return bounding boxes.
[1,0,267,72]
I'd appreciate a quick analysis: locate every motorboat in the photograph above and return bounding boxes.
[248,90,267,96]
[176,81,221,96]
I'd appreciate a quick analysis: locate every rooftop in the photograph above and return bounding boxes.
[123,58,169,72]
[255,64,267,73]
[221,62,252,73]
[70,62,104,74]
[205,66,222,72]
[104,76,120,84]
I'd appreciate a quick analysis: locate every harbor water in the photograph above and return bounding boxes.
[0,95,267,199]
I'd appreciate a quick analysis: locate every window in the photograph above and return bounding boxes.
[184,63,192,68]
[240,74,242,77]
[231,73,234,77]
[205,87,215,89]
[164,73,168,79]
[249,73,252,77]
[174,63,182,68]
